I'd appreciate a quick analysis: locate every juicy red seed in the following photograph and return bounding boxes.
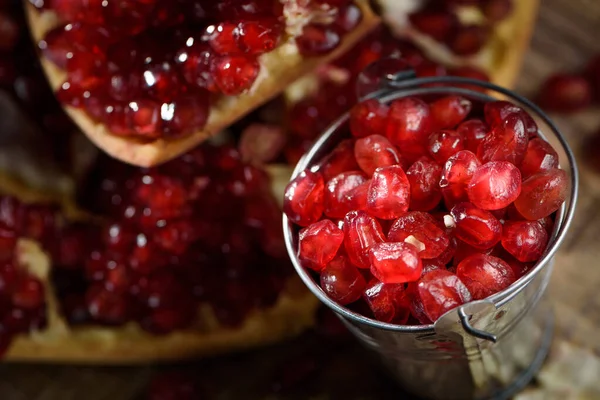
[484,101,539,137]
[519,138,559,179]
[386,97,432,162]
[409,9,458,42]
[366,165,410,220]
[429,95,472,130]
[207,22,241,55]
[369,242,422,284]
[456,254,515,300]
[477,114,529,165]
[324,171,367,218]
[388,211,450,259]
[335,4,363,33]
[537,216,554,235]
[457,119,489,153]
[349,99,389,138]
[453,240,494,266]
[501,221,549,263]
[237,19,282,55]
[536,74,592,113]
[428,130,465,164]
[160,95,210,138]
[176,42,218,92]
[363,279,409,324]
[85,284,130,325]
[320,256,366,305]
[354,134,402,176]
[467,161,521,210]
[11,277,44,310]
[432,236,457,266]
[283,170,325,227]
[298,219,344,271]
[440,150,482,208]
[212,55,260,95]
[514,169,569,220]
[415,61,447,79]
[450,202,502,249]
[296,24,341,56]
[406,158,443,211]
[481,0,513,22]
[449,25,489,56]
[319,139,361,181]
[415,269,472,322]
[507,258,534,280]
[343,210,385,269]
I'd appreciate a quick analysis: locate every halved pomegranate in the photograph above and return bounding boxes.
[26,0,380,166]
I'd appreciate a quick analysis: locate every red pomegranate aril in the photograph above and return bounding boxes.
[324,171,367,218]
[347,180,369,212]
[343,210,385,269]
[537,216,554,235]
[501,220,549,262]
[11,277,44,310]
[481,0,513,23]
[363,279,409,324]
[449,25,489,56]
[519,138,559,179]
[451,202,502,249]
[176,40,218,92]
[467,161,521,210]
[319,139,361,181]
[414,269,472,322]
[506,257,534,280]
[453,240,494,266]
[433,236,457,266]
[409,9,458,42]
[206,22,239,55]
[349,99,389,138]
[320,256,366,305]
[440,150,482,208]
[354,135,402,176]
[86,284,130,325]
[369,242,422,284]
[430,96,472,130]
[484,101,538,138]
[298,220,344,271]
[428,130,465,164]
[416,61,447,79]
[154,220,197,255]
[388,212,450,259]
[456,254,515,300]
[237,19,282,54]
[537,74,592,113]
[406,158,443,211]
[477,114,528,165]
[458,119,488,153]
[284,170,325,227]
[296,24,341,56]
[386,97,432,162]
[335,4,363,33]
[366,165,410,220]
[212,55,260,95]
[160,92,211,140]
[514,169,569,220]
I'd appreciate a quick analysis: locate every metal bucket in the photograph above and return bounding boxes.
[283,72,579,400]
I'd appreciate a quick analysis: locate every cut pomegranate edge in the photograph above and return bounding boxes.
[0,170,318,364]
[26,1,381,168]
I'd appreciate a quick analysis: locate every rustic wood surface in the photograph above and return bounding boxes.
[2,0,600,399]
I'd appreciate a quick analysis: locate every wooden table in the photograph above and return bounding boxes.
[2,0,600,398]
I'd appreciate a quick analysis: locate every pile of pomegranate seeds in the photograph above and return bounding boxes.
[284,96,569,325]
[34,0,363,140]
[49,143,292,332]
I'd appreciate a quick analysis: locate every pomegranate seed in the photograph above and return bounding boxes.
[456,254,515,300]
[467,161,521,210]
[298,220,344,271]
[320,256,366,305]
[11,277,44,310]
[453,240,494,266]
[283,170,325,227]
[296,24,341,56]
[363,279,409,323]
[514,169,569,220]
[430,96,472,130]
[85,284,130,325]
[457,119,489,153]
[406,158,443,211]
[355,57,412,98]
[432,236,457,266]
[477,114,528,165]
[501,221,549,262]
[416,61,447,79]
[238,19,282,54]
[366,165,410,220]
[349,99,389,138]
[354,134,402,176]
[450,202,502,249]
[409,9,458,42]
[428,130,465,164]
[414,269,471,322]
[481,0,513,23]
[449,25,489,56]
[537,216,554,235]
[154,220,197,255]
[537,74,592,113]
[386,97,432,162]
[484,101,538,138]
[160,95,210,138]
[343,210,385,269]
[212,55,260,95]
[335,4,363,33]
[176,41,218,92]
[388,211,450,259]
[439,150,482,208]
[519,138,559,179]
[506,257,534,280]
[324,171,367,218]
[369,242,422,284]
[207,22,241,55]
[318,139,361,181]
